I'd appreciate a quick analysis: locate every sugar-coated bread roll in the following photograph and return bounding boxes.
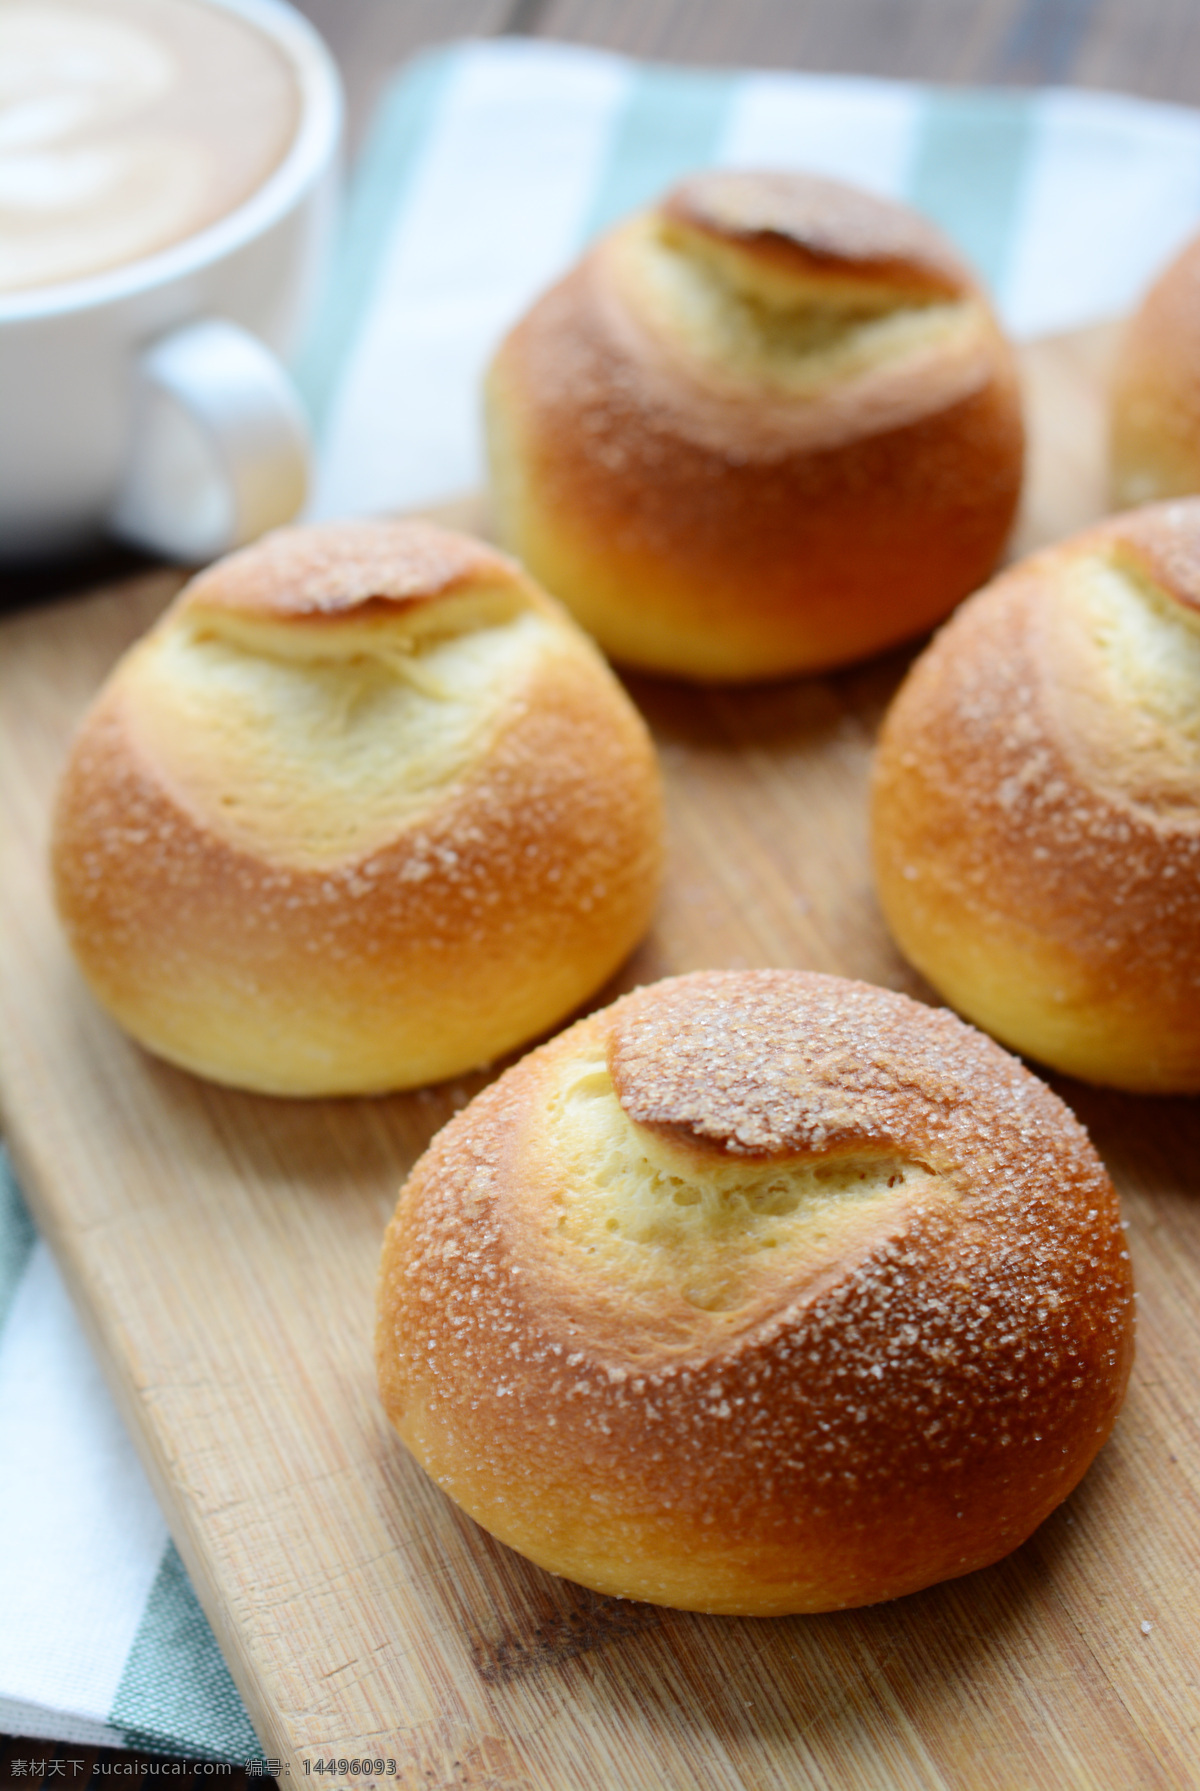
[377,969,1133,1616]
[872,501,1200,1091]
[1112,231,1200,505]
[51,521,664,1096]
[486,170,1023,682]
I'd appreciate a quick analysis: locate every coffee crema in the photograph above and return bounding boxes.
[0,0,300,295]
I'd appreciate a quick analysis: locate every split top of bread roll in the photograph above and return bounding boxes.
[628,171,988,416]
[662,169,968,292]
[378,970,1133,1615]
[119,522,574,869]
[51,520,664,1096]
[872,500,1200,1091]
[487,169,1023,680]
[562,168,1006,458]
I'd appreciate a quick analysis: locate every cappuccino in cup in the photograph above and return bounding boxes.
[0,0,302,294]
[0,0,340,564]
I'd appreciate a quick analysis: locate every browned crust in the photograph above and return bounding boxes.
[1112,232,1200,504]
[871,503,1200,1090]
[610,972,993,1163]
[50,524,664,1095]
[662,170,971,297]
[179,518,527,622]
[487,176,1023,680]
[376,970,1134,1615]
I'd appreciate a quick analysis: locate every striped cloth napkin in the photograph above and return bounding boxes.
[4,36,1200,1764]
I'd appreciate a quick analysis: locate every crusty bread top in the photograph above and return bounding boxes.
[178,518,529,624]
[661,170,971,301]
[606,969,1087,1172]
[548,170,1011,450]
[386,969,1124,1375]
[877,501,1200,828]
[90,520,626,871]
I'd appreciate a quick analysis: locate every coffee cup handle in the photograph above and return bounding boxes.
[109,318,312,564]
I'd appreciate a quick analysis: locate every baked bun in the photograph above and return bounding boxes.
[1112,230,1200,505]
[377,969,1133,1616]
[486,170,1023,682]
[51,520,663,1096]
[872,500,1200,1091]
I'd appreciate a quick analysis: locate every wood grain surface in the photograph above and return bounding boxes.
[2,324,1199,1791]
[289,0,1200,158]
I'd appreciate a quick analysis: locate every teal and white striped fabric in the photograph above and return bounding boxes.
[5,38,1200,1763]
[0,1156,259,1761]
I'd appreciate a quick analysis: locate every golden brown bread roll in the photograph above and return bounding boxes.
[871,500,1200,1091]
[1112,231,1200,505]
[376,969,1133,1615]
[486,170,1024,682]
[51,520,664,1096]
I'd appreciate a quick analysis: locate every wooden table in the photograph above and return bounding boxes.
[297,0,1200,154]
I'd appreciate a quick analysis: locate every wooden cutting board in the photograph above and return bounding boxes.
[3,323,1199,1791]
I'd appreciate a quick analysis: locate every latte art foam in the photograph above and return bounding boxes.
[0,0,300,294]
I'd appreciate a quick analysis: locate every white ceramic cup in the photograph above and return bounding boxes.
[0,0,342,566]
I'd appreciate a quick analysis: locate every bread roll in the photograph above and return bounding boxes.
[1112,230,1200,505]
[51,520,664,1096]
[872,500,1200,1091]
[377,969,1133,1616]
[486,170,1023,682]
